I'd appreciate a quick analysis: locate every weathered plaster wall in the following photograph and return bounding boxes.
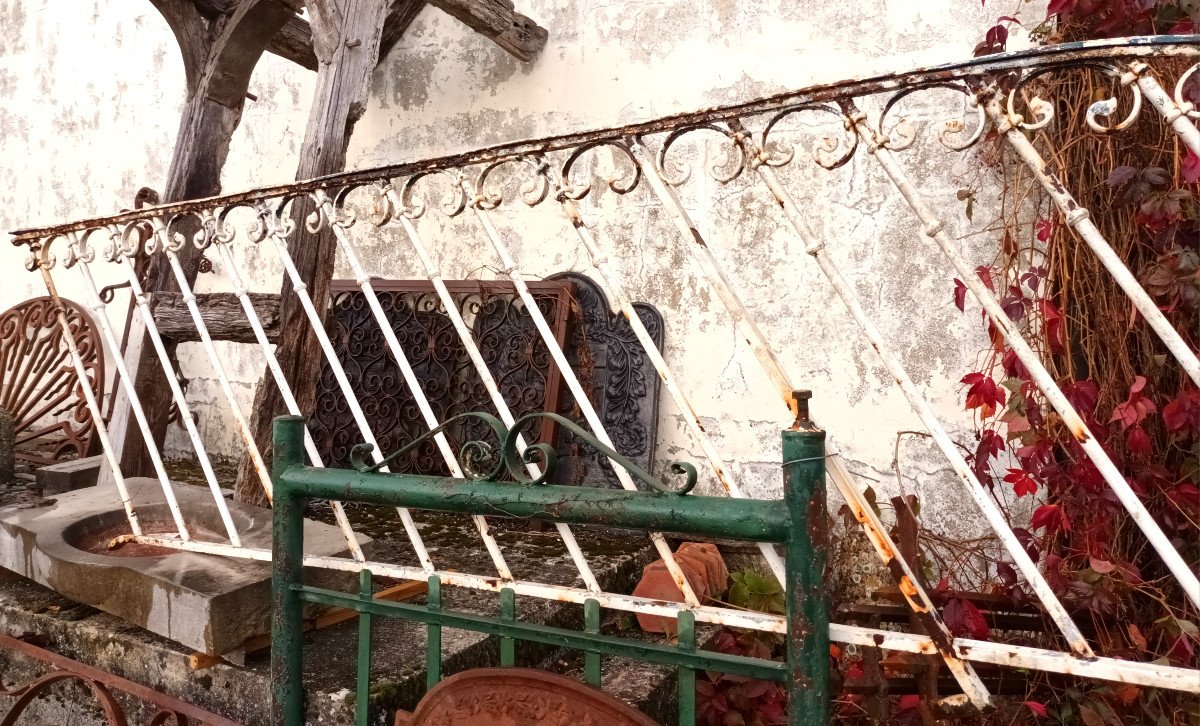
[0,0,1045,540]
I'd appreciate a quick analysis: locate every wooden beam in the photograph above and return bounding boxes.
[268,15,319,70]
[194,0,544,70]
[425,0,546,62]
[151,292,281,343]
[379,0,424,61]
[235,0,393,506]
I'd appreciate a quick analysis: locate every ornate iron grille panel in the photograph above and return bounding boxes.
[0,297,103,466]
[552,272,665,488]
[310,280,571,476]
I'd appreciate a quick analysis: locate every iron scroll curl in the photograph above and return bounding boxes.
[350,411,697,495]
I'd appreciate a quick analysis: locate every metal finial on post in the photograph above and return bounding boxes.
[791,390,812,428]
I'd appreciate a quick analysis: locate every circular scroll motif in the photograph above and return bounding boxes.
[0,296,104,467]
[394,668,660,726]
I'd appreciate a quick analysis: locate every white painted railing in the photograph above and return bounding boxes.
[11,35,1200,706]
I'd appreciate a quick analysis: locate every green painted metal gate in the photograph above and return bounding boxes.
[269,408,831,725]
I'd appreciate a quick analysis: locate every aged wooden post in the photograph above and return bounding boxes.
[237,0,548,504]
[235,0,394,504]
[104,0,303,485]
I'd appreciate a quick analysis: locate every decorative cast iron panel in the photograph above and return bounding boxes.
[310,280,571,476]
[310,276,665,486]
[552,273,665,489]
[0,297,104,466]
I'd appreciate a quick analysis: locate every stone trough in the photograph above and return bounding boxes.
[0,479,364,657]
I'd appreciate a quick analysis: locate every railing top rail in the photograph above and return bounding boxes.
[9,34,1198,243]
[270,415,792,543]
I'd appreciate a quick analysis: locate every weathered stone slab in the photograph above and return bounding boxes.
[0,479,367,655]
[35,454,103,495]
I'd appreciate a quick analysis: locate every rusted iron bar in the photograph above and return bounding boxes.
[0,632,245,726]
[11,37,1197,243]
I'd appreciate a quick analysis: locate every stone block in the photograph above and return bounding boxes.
[0,479,368,655]
[35,454,103,495]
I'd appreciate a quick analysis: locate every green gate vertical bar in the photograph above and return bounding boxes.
[426,575,442,690]
[271,415,307,726]
[782,392,830,726]
[677,610,697,726]
[499,587,516,666]
[584,598,601,687]
[355,569,373,726]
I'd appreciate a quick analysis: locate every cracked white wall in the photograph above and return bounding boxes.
[0,0,1046,547]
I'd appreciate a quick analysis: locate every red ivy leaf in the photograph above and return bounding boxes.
[1110,376,1156,429]
[1039,299,1064,354]
[1031,504,1071,534]
[943,598,990,640]
[975,265,995,292]
[953,278,967,312]
[1020,265,1045,293]
[1001,348,1028,379]
[1126,425,1152,459]
[1024,701,1049,718]
[1003,468,1038,497]
[962,372,1006,418]
[1163,388,1200,437]
[1170,18,1196,35]
[1184,149,1200,185]
[972,428,1006,483]
[1107,165,1138,187]
[1063,379,1100,415]
[1035,217,1054,242]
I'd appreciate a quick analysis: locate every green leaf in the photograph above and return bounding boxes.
[863,485,881,519]
[727,569,785,614]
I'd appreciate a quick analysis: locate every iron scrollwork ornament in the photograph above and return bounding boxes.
[352,411,696,495]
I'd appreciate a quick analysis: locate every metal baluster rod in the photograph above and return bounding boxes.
[152,220,274,501]
[627,136,947,613]
[64,232,189,540]
[552,178,788,586]
[112,251,241,546]
[260,207,435,573]
[314,190,514,583]
[383,185,601,593]
[35,247,142,536]
[727,120,998,700]
[845,101,1200,609]
[211,236,363,561]
[981,91,1200,386]
[460,176,702,607]
[1129,62,1200,155]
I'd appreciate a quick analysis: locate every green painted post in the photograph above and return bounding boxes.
[355,569,373,726]
[584,598,601,687]
[426,575,442,690]
[676,610,696,726]
[782,392,830,726]
[499,587,516,667]
[271,416,307,726]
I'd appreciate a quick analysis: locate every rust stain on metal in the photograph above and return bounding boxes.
[0,632,245,726]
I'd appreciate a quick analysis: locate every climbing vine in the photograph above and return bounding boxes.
[933,1,1199,723]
